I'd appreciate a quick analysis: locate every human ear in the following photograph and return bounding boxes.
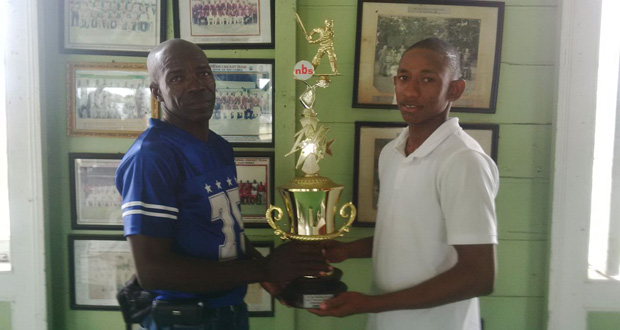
[448,79,466,101]
[150,83,162,102]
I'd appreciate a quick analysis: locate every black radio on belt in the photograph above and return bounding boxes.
[151,299,205,326]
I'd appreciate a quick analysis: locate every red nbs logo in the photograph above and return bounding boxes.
[293,60,314,80]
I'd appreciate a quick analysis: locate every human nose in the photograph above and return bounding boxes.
[187,74,206,92]
[399,80,420,98]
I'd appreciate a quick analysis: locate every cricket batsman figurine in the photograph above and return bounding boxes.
[296,14,340,75]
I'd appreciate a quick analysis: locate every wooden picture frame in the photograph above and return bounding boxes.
[209,59,275,147]
[245,241,275,316]
[234,151,274,227]
[69,153,124,230]
[173,0,275,49]
[352,0,504,113]
[68,235,133,310]
[61,0,167,56]
[353,121,499,225]
[67,62,159,138]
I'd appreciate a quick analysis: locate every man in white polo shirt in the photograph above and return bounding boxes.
[310,38,499,330]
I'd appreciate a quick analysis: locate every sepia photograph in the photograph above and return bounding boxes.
[67,62,159,137]
[62,0,166,55]
[353,0,504,113]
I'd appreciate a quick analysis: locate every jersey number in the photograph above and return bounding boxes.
[209,187,244,260]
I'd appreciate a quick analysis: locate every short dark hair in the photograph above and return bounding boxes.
[405,38,462,79]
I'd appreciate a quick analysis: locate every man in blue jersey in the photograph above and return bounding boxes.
[116,39,329,330]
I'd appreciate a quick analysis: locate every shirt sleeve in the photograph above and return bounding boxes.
[438,149,499,245]
[116,148,179,238]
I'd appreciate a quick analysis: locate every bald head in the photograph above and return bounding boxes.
[403,38,462,80]
[147,39,206,83]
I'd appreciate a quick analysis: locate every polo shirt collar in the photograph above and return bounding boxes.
[393,117,461,159]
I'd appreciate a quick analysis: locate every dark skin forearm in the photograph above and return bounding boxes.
[310,244,496,317]
[343,236,374,259]
[321,236,373,263]
[128,234,328,294]
[129,235,263,293]
[364,244,495,312]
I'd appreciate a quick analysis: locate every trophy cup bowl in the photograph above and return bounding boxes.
[266,175,356,308]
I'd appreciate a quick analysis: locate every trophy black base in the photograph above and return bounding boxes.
[282,268,347,309]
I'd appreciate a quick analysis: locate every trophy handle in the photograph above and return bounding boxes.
[266,203,357,241]
[266,204,290,240]
[335,202,356,236]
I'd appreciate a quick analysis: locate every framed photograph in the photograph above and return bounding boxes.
[209,59,274,147]
[235,152,274,227]
[68,235,134,310]
[352,0,504,113]
[245,241,275,316]
[67,62,159,138]
[69,153,124,230]
[61,0,167,56]
[353,121,499,225]
[173,0,275,49]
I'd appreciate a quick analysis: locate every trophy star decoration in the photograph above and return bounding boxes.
[285,74,335,175]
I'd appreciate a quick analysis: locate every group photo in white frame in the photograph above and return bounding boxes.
[173,0,274,48]
[234,151,274,227]
[69,235,135,310]
[62,0,167,56]
[69,153,124,230]
[208,59,275,147]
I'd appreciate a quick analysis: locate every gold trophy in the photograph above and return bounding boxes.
[265,14,356,309]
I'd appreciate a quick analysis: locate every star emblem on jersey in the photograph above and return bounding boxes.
[227,177,233,186]
[204,183,212,193]
[215,180,222,190]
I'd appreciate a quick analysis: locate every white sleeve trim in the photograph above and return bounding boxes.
[121,201,179,213]
[121,209,178,220]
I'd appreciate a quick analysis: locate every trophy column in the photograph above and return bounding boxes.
[265,14,356,309]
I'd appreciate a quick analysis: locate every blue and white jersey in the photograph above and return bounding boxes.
[116,119,246,307]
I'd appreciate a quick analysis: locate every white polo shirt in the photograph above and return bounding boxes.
[367,118,499,330]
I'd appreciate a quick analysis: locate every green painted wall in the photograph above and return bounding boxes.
[0,301,11,330]
[588,312,620,330]
[38,0,596,329]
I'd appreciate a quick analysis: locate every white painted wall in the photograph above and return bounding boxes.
[0,0,47,329]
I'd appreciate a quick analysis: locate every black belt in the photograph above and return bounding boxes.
[152,300,245,326]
